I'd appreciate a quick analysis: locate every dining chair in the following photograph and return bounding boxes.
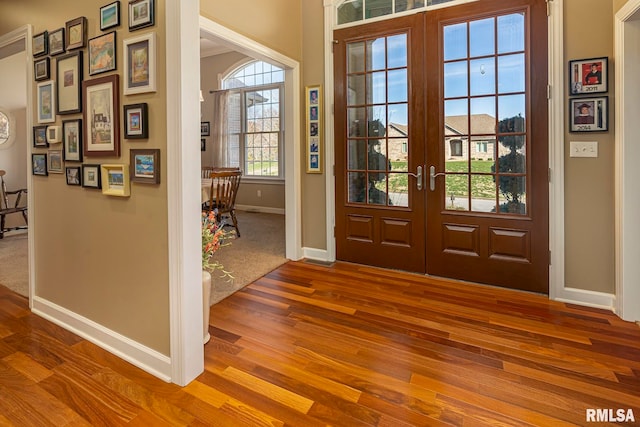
[206,169,242,237]
[0,170,28,239]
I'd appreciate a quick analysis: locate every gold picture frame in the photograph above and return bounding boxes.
[101,164,130,197]
[305,85,322,173]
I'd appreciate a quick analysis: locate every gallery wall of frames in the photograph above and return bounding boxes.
[32,0,160,197]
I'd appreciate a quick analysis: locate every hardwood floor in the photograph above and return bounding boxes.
[1,260,639,426]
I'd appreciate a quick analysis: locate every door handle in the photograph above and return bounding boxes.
[407,165,423,191]
[429,165,446,191]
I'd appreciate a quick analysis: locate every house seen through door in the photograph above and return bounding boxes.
[334,0,549,293]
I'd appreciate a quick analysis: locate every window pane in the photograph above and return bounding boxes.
[445,174,468,211]
[497,13,525,54]
[470,57,495,96]
[348,139,366,169]
[367,71,386,104]
[387,34,407,68]
[367,38,386,71]
[469,18,495,58]
[368,172,388,205]
[395,0,424,12]
[366,0,392,19]
[470,96,495,135]
[348,74,365,105]
[388,69,407,103]
[498,53,525,94]
[498,176,526,214]
[348,171,366,203]
[348,42,365,73]
[443,22,467,61]
[471,175,496,212]
[498,94,525,127]
[0,112,9,145]
[388,173,408,207]
[338,0,363,25]
[444,61,468,98]
[348,107,367,137]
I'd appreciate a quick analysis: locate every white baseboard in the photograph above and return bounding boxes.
[236,205,285,215]
[551,287,616,312]
[31,296,172,382]
[302,247,332,262]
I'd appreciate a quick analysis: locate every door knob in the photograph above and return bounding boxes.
[429,165,445,191]
[407,165,423,191]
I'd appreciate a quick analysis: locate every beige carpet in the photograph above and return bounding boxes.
[0,212,286,304]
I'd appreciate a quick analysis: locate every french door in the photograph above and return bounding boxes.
[334,0,549,293]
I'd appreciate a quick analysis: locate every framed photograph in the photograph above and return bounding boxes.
[82,164,102,189]
[200,121,210,136]
[130,149,160,184]
[65,17,87,51]
[66,166,82,186]
[129,0,155,31]
[101,164,130,197]
[32,153,48,176]
[569,57,608,95]
[100,1,121,31]
[33,31,48,57]
[37,80,55,124]
[63,119,83,162]
[46,125,61,144]
[56,51,83,115]
[201,138,206,151]
[124,103,148,139]
[82,74,120,157]
[123,32,156,95]
[48,150,64,174]
[305,85,322,173]
[34,57,50,81]
[48,28,65,56]
[89,32,116,75]
[33,126,48,148]
[570,96,608,132]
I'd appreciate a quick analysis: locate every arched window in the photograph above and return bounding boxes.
[220,61,284,178]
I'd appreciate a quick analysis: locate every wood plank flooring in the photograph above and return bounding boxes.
[1,260,639,426]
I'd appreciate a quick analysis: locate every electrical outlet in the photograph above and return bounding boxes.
[570,141,598,158]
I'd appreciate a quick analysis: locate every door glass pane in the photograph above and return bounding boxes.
[444,61,468,98]
[387,34,407,68]
[497,135,526,173]
[388,69,408,102]
[498,94,525,128]
[367,71,386,104]
[498,53,525,94]
[445,137,468,172]
[368,172,388,205]
[471,175,496,212]
[388,103,408,133]
[348,75,365,105]
[348,139,366,169]
[445,98,468,119]
[348,171,366,203]
[388,139,408,170]
[470,96,495,135]
[388,173,408,207]
[497,13,525,54]
[445,174,468,211]
[367,113,387,137]
[348,107,367,137]
[498,176,526,214]
[367,38,386,71]
[443,22,467,61]
[368,140,388,171]
[470,57,495,96]
[470,137,493,171]
[469,18,495,57]
[348,41,365,73]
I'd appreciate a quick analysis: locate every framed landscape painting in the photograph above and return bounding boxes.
[48,28,65,56]
[89,32,116,75]
[123,32,156,94]
[37,80,55,123]
[130,148,160,184]
[56,51,83,114]
[124,103,148,139]
[63,119,83,162]
[82,75,120,157]
[82,164,102,189]
[100,1,120,30]
[101,164,130,197]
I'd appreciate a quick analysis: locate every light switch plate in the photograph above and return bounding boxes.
[570,141,598,158]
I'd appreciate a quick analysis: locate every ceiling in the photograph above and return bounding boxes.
[200,37,232,58]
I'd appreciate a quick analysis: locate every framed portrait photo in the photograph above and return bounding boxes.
[36,80,56,124]
[128,0,155,31]
[130,149,160,184]
[89,31,117,75]
[124,103,148,139]
[34,57,50,81]
[305,85,322,173]
[33,31,48,57]
[569,57,608,95]
[47,149,64,174]
[100,1,121,31]
[123,32,156,95]
[63,119,83,162]
[82,74,120,157]
[569,96,608,133]
[66,166,82,186]
[65,16,87,51]
[56,51,83,115]
[82,164,102,189]
[200,121,210,136]
[32,153,48,176]
[33,125,48,148]
[101,164,130,197]
[48,28,65,56]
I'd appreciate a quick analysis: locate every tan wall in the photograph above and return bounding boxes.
[0,0,171,354]
[564,0,616,293]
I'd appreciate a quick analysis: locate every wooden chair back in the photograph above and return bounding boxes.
[207,169,242,236]
[0,170,28,239]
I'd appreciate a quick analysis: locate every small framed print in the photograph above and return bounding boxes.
[34,57,49,81]
[201,138,206,151]
[305,85,322,173]
[32,153,48,176]
[33,126,48,148]
[569,57,608,95]
[100,1,121,31]
[48,28,65,56]
[63,119,83,162]
[129,0,155,31]
[65,166,82,186]
[101,164,130,197]
[56,51,83,114]
[46,125,61,144]
[201,121,210,136]
[65,16,87,51]
[124,103,148,139]
[83,74,120,157]
[130,149,160,184]
[82,164,102,189]
[89,31,117,75]
[570,96,608,132]
[33,31,48,57]
[37,80,56,123]
[123,32,156,95]
[48,149,64,174]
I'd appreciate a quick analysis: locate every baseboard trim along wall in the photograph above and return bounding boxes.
[553,287,616,312]
[32,297,172,382]
[236,205,285,215]
[303,247,331,262]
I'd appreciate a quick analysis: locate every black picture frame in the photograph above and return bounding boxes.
[65,16,87,51]
[569,96,608,133]
[201,138,206,151]
[123,103,148,139]
[82,164,102,189]
[65,166,82,186]
[32,153,48,176]
[201,121,210,136]
[48,28,66,56]
[100,1,121,31]
[34,57,50,81]
[56,51,83,115]
[62,119,83,162]
[128,0,155,31]
[569,57,608,95]
[33,125,48,148]
[33,31,48,57]
[88,31,117,76]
